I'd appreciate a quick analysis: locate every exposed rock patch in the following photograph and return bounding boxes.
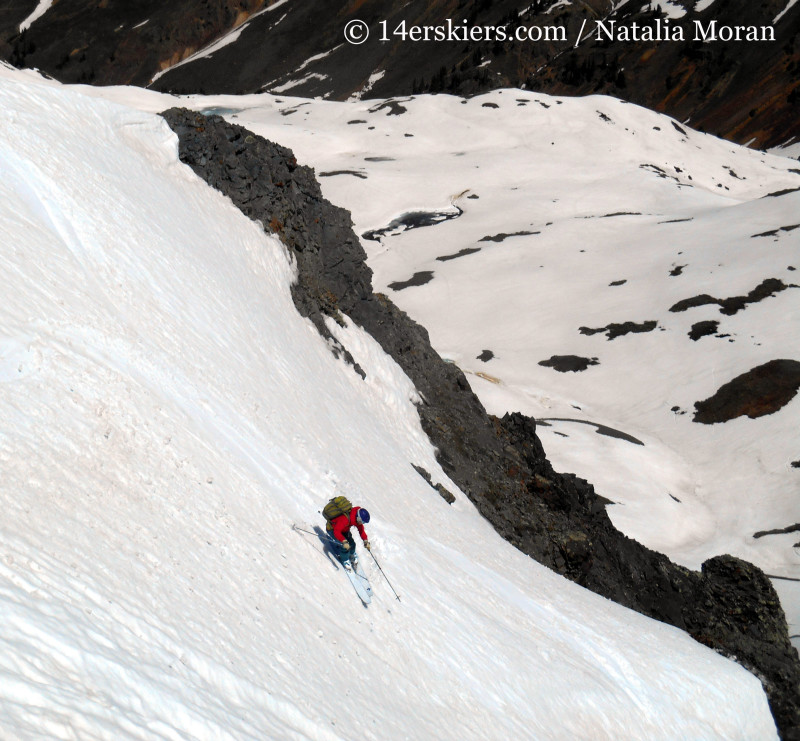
[388,271,434,291]
[754,524,800,540]
[694,360,800,424]
[670,278,795,316]
[479,230,539,243]
[766,188,800,199]
[689,320,719,341]
[412,464,456,504]
[436,247,481,262]
[362,208,462,242]
[579,320,657,340]
[671,121,688,136]
[319,170,368,179]
[538,355,599,373]
[368,99,408,116]
[538,418,644,446]
[752,225,800,239]
[641,163,676,181]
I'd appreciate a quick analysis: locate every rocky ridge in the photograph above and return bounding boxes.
[160,107,800,739]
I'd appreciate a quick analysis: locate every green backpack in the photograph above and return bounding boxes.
[322,496,352,529]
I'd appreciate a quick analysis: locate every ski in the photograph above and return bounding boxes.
[346,558,373,605]
[292,522,373,605]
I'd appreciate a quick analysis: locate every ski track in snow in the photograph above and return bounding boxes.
[0,67,786,739]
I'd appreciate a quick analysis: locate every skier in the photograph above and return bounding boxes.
[322,496,371,570]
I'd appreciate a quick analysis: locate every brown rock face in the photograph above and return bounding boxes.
[1,0,266,86]
[694,359,800,424]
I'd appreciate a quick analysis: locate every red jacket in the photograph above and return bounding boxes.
[330,507,368,543]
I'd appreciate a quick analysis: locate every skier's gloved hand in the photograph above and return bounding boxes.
[340,541,350,550]
[364,540,371,551]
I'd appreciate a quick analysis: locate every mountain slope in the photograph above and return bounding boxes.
[101,82,800,732]
[0,67,784,739]
[1,0,798,148]
[1,0,269,86]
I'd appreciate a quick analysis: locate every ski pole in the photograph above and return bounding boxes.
[293,524,360,564]
[368,549,401,602]
[292,523,338,546]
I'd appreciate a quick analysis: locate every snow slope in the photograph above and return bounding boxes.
[158,88,799,647]
[0,69,780,738]
[18,0,54,32]
[149,1,290,85]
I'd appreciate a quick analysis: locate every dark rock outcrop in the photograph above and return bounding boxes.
[412,464,456,504]
[387,271,434,291]
[539,355,599,372]
[671,278,796,316]
[161,106,371,373]
[579,320,658,340]
[537,418,644,446]
[694,359,800,423]
[160,108,800,738]
[754,524,800,539]
[689,319,720,340]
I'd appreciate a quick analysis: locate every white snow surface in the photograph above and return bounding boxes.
[659,1,689,19]
[0,68,786,739]
[348,69,386,102]
[271,72,329,95]
[18,0,54,32]
[694,0,719,12]
[774,0,800,24]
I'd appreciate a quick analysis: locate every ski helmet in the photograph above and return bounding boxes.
[357,508,370,524]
